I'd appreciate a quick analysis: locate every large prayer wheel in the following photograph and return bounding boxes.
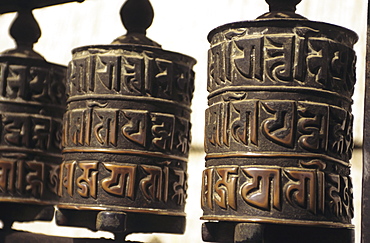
[201,0,357,242]
[56,0,196,237]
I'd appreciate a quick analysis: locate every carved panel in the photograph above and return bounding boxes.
[58,160,187,213]
[207,27,356,100]
[63,108,191,157]
[0,57,66,206]
[205,100,353,163]
[201,163,353,224]
[68,48,195,106]
[0,61,65,105]
[0,159,60,200]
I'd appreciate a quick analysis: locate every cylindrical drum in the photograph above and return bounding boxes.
[0,56,66,222]
[201,19,357,228]
[58,44,195,234]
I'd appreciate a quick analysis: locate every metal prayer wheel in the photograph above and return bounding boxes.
[201,0,357,241]
[0,2,72,226]
[56,0,196,237]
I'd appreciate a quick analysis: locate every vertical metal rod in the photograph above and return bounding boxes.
[361,2,370,242]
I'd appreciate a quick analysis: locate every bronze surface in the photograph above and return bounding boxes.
[0,2,67,225]
[56,0,196,238]
[202,0,357,241]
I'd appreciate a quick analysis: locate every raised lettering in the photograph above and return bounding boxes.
[261,101,296,148]
[201,168,214,210]
[234,37,263,81]
[0,160,15,193]
[102,163,136,200]
[285,169,317,214]
[241,167,281,211]
[214,167,238,210]
[122,110,149,147]
[76,162,98,198]
[151,113,175,151]
[265,35,294,82]
[172,168,187,205]
[25,161,45,198]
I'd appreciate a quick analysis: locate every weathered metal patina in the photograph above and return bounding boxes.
[56,0,196,239]
[0,1,76,226]
[201,0,357,241]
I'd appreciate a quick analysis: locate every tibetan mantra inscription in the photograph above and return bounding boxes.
[202,21,357,228]
[59,160,187,208]
[0,57,66,205]
[59,45,195,217]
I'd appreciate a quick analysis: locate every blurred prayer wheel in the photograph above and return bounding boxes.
[56,0,196,237]
[0,2,72,226]
[201,0,357,241]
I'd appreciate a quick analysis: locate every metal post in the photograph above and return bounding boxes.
[361,2,370,243]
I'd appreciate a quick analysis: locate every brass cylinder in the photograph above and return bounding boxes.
[0,56,66,223]
[57,44,195,234]
[201,18,357,229]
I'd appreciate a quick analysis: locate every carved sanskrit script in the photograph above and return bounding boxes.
[201,164,353,222]
[59,161,187,207]
[63,108,191,155]
[68,53,195,104]
[1,113,62,153]
[0,160,60,198]
[0,62,65,104]
[208,28,356,97]
[205,100,353,161]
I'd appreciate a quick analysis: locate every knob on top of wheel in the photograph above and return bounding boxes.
[266,0,302,12]
[121,0,153,34]
[1,7,44,59]
[112,0,161,47]
[259,0,306,19]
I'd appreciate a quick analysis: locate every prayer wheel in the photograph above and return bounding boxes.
[0,1,72,226]
[201,0,357,242]
[56,0,196,238]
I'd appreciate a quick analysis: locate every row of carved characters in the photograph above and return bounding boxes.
[0,113,62,153]
[0,160,59,199]
[0,62,66,105]
[59,161,187,207]
[68,53,195,104]
[205,100,353,161]
[208,27,356,97]
[63,107,191,156]
[201,163,353,222]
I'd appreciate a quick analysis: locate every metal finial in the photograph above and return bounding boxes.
[266,0,302,12]
[112,0,161,47]
[258,0,306,19]
[121,0,154,34]
[1,8,44,59]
